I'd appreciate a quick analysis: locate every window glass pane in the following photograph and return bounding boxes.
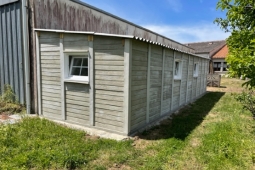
[223,62,227,71]
[81,68,88,76]
[69,56,73,69]
[194,64,197,72]
[82,58,88,67]
[175,62,179,75]
[73,58,82,66]
[71,67,81,76]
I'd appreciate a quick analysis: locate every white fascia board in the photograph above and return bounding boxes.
[0,0,19,6]
[34,29,94,34]
[94,33,134,38]
[34,28,134,38]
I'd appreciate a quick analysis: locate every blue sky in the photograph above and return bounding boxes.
[81,0,230,43]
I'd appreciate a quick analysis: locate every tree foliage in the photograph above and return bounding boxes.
[215,0,255,87]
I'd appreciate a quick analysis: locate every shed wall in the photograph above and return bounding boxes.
[187,56,194,101]
[38,31,208,135]
[65,83,90,125]
[0,0,25,103]
[39,32,62,119]
[149,45,163,121]
[94,36,125,133]
[38,32,126,134]
[130,40,209,133]
[131,40,148,130]
[162,49,174,114]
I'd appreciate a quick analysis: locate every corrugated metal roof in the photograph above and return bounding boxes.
[34,28,209,59]
[33,0,195,54]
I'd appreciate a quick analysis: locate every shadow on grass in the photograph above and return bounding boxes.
[138,92,225,141]
[220,86,227,88]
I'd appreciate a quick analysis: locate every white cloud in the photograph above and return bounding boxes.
[143,23,230,43]
[167,0,183,12]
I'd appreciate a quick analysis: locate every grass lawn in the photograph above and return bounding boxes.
[1,77,255,169]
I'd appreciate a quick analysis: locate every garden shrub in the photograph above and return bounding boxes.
[234,89,255,119]
[0,84,24,114]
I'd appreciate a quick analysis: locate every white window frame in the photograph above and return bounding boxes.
[64,52,89,83]
[193,62,199,77]
[174,60,182,80]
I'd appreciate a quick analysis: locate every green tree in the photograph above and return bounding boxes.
[215,0,255,87]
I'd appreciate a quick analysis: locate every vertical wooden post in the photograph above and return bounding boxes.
[186,55,190,103]
[60,33,65,120]
[201,59,205,94]
[146,44,151,123]
[124,39,132,135]
[196,58,200,97]
[179,53,183,106]
[160,48,165,115]
[191,55,195,100]
[205,60,208,91]
[36,31,42,115]
[89,35,95,126]
[171,51,176,110]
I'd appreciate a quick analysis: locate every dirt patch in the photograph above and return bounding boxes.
[207,87,243,93]
[0,113,12,120]
[190,137,201,147]
[132,138,152,149]
[85,134,100,140]
[109,164,131,170]
[207,77,246,93]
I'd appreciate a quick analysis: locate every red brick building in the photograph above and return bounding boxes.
[186,40,228,74]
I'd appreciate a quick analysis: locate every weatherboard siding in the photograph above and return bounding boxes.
[130,40,148,131]
[129,44,209,134]
[40,32,62,119]
[149,45,163,122]
[65,83,90,125]
[180,54,189,106]
[187,56,194,102]
[94,36,125,133]
[63,33,89,52]
[161,49,174,114]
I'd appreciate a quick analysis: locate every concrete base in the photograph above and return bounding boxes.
[47,119,130,141]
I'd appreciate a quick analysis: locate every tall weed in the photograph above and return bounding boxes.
[0,84,24,114]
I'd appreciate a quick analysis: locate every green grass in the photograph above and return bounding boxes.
[0,78,255,169]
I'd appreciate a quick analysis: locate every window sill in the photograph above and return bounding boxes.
[64,79,89,84]
[174,77,182,80]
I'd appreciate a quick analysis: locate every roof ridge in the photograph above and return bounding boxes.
[185,40,226,45]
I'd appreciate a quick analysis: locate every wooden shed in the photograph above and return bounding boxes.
[36,30,208,135]
[0,0,209,135]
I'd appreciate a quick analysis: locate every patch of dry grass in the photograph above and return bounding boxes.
[207,77,246,93]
